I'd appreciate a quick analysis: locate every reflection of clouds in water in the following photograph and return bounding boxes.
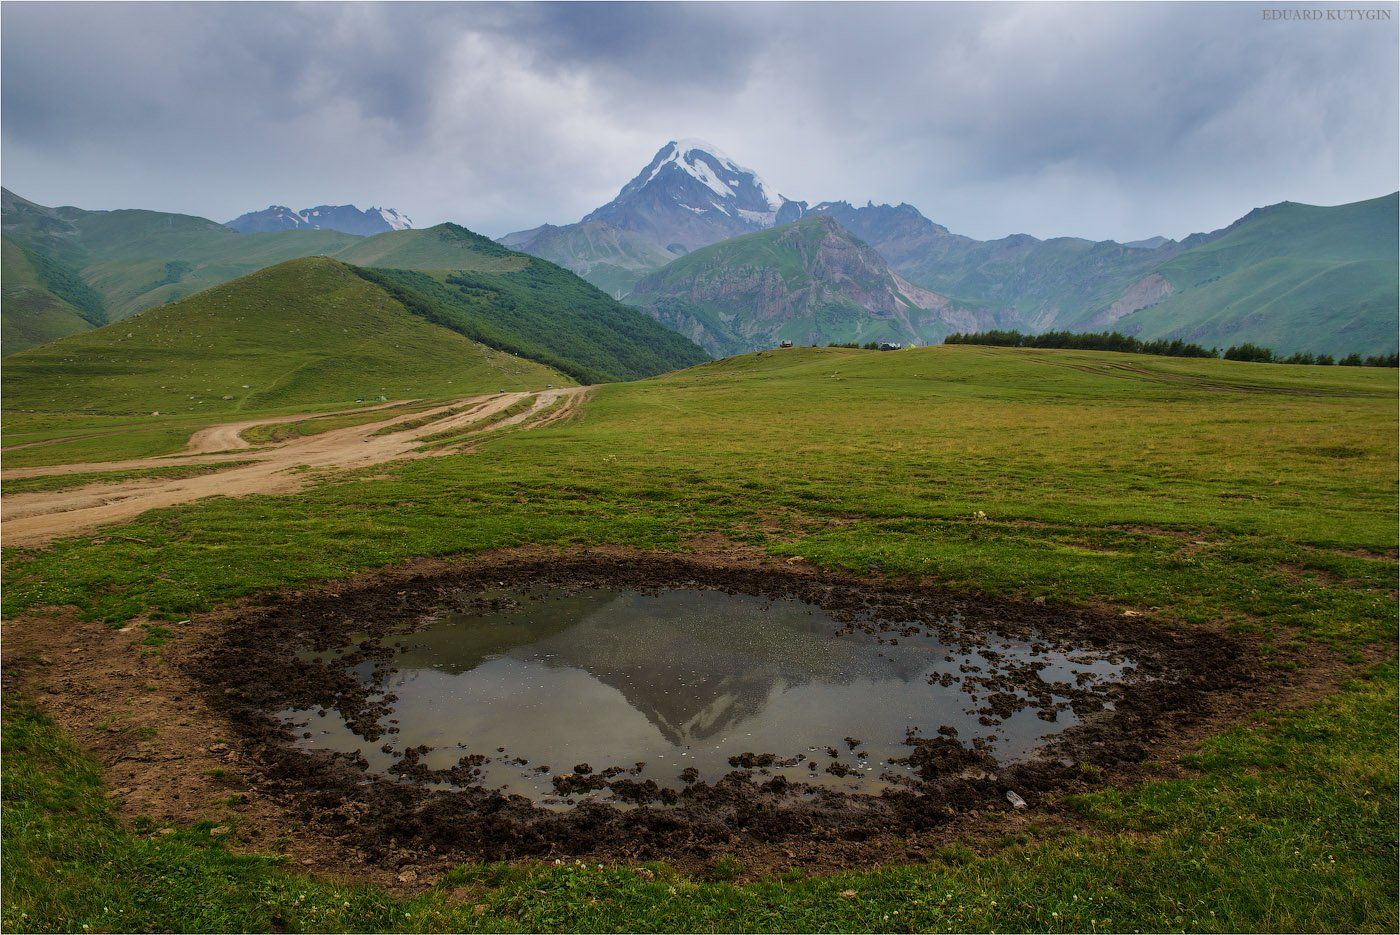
[385,660,675,770]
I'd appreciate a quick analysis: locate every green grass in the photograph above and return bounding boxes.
[2,345,1396,930]
[7,347,1392,638]
[3,461,256,495]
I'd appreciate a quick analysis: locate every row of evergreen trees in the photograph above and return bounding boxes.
[943,330,1399,367]
[1218,342,1398,367]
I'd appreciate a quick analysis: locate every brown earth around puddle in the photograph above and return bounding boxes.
[0,547,1367,888]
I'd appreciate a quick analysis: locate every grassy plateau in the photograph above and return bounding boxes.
[2,345,1396,932]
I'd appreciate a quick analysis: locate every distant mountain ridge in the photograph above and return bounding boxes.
[7,151,1394,361]
[500,141,1397,356]
[785,199,1199,333]
[227,203,413,236]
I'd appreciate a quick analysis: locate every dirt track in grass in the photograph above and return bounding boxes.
[0,388,589,546]
[7,546,1363,890]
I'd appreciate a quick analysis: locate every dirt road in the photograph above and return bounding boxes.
[2,388,588,546]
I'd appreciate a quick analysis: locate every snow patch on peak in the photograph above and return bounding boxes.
[737,207,777,225]
[679,153,736,199]
[372,206,413,231]
[671,138,733,162]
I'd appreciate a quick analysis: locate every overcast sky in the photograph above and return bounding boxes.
[3,1,1396,242]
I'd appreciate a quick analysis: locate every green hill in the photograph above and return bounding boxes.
[1,237,101,353]
[3,257,567,415]
[1113,194,1399,356]
[742,195,1396,358]
[357,260,710,384]
[332,224,529,272]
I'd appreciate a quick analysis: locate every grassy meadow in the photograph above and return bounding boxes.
[3,345,1397,931]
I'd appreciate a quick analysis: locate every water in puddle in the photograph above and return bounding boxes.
[280,586,1133,805]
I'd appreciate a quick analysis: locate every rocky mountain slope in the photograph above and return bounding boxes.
[226,203,413,235]
[628,215,998,356]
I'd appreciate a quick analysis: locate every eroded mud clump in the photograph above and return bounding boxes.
[728,752,777,769]
[898,735,999,780]
[188,553,1251,864]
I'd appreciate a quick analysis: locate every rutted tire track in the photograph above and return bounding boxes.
[1,388,590,545]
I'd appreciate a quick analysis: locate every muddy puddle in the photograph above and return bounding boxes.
[194,555,1249,863]
[277,585,1135,806]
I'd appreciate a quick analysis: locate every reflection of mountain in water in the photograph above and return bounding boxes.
[297,586,1132,798]
[489,589,935,745]
[387,588,945,746]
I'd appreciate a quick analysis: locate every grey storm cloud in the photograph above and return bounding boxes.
[2,1,1396,242]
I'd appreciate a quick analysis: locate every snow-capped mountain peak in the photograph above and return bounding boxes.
[634,139,784,211]
[575,140,792,251]
[226,203,413,236]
